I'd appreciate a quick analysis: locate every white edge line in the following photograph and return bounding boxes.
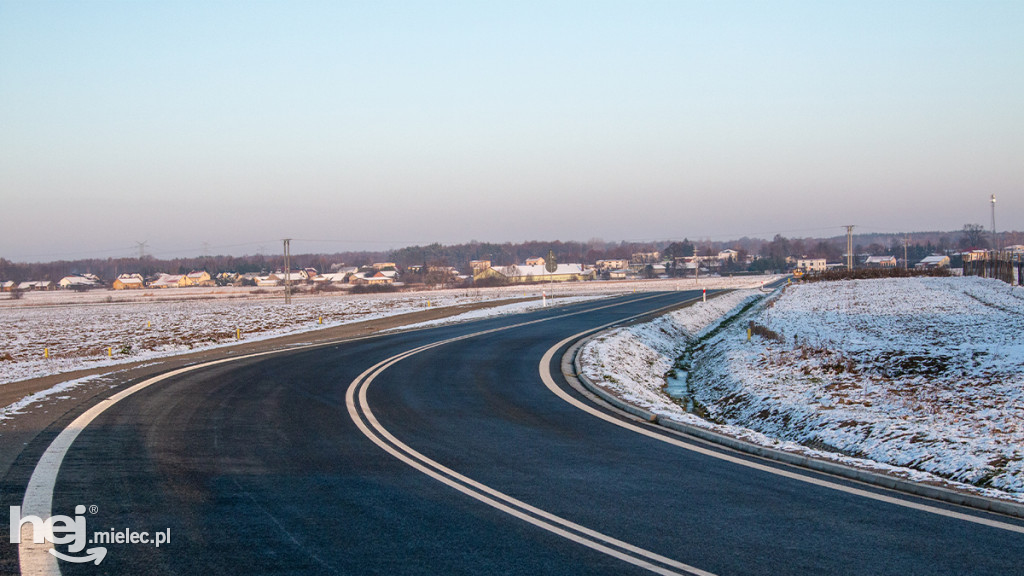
[16,292,696,576]
[18,349,283,576]
[538,332,1024,535]
[345,340,714,576]
[345,293,720,576]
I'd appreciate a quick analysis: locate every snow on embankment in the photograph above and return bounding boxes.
[581,277,1024,502]
[579,290,762,421]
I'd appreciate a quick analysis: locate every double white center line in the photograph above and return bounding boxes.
[345,297,716,576]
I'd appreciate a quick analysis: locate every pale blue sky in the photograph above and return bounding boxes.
[1,1,1021,261]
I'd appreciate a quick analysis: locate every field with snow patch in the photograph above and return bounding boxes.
[581,277,1024,502]
[0,275,777,387]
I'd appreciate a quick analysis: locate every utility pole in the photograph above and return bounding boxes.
[283,239,292,304]
[845,226,854,270]
[904,234,909,270]
[693,245,699,283]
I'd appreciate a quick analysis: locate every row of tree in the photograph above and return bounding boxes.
[0,225,1012,283]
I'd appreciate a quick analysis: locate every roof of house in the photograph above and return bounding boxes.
[59,275,98,285]
[316,272,350,282]
[919,255,950,264]
[494,264,585,277]
[271,270,307,280]
[151,275,184,286]
[865,255,896,263]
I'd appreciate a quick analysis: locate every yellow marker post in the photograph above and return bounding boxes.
[747,327,752,342]
[108,347,112,357]
[147,321,151,328]
[236,328,241,340]
[427,300,431,308]
[44,348,49,359]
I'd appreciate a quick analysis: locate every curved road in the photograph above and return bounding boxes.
[8,291,1024,575]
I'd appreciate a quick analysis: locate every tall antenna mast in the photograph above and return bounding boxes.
[844,226,854,270]
[991,194,997,252]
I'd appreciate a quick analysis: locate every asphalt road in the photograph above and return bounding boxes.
[6,291,1024,575]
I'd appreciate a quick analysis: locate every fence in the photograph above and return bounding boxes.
[962,252,1020,286]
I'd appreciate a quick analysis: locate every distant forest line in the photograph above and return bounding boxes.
[1,227,1020,283]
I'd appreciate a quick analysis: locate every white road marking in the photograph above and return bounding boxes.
[538,332,1024,535]
[345,320,716,575]
[18,351,282,576]
[15,293,696,575]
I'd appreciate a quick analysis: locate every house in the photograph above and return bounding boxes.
[371,262,397,271]
[112,274,145,290]
[916,255,951,269]
[18,281,54,291]
[470,260,491,273]
[795,258,827,273]
[525,257,546,266]
[1004,245,1024,255]
[595,259,629,271]
[216,272,239,284]
[607,269,630,280]
[631,252,661,265]
[58,275,100,290]
[349,271,395,286]
[270,270,308,283]
[150,274,186,288]
[183,271,215,287]
[717,249,739,262]
[314,271,353,285]
[864,255,897,268]
[1,281,14,292]
[475,264,590,284]
[960,250,989,262]
[255,276,280,287]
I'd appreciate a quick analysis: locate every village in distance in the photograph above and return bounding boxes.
[2,224,1021,297]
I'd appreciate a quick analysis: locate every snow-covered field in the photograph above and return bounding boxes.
[581,277,1024,502]
[0,276,777,387]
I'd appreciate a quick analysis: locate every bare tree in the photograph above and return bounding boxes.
[960,224,988,250]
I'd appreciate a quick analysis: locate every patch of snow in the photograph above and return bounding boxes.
[581,277,1024,503]
[0,277,782,387]
[0,374,103,421]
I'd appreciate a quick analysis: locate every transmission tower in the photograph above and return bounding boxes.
[135,241,148,260]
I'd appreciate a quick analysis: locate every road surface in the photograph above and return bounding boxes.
[7,291,1024,575]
